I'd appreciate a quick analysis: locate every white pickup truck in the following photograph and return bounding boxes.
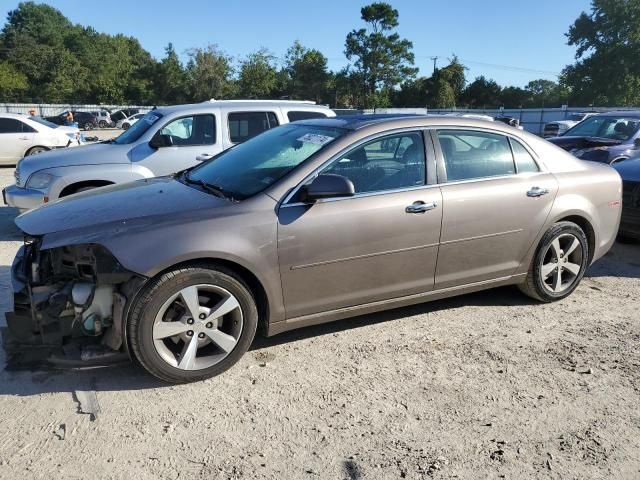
[4,100,335,212]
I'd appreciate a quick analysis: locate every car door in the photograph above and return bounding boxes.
[277,130,442,319]
[0,118,35,163]
[137,113,221,176]
[432,128,558,289]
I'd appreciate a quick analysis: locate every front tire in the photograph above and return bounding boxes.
[128,264,258,383]
[519,221,589,302]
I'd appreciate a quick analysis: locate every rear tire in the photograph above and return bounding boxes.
[128,264,258,383]
[25,146,48,156]
[98,120,108,128]
[122,123,130,130]
[83,122,93,131]
[519,221,589,302]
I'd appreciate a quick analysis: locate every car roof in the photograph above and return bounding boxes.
[594,111,640,117]
[295,114,516,133]
[153,100,333,115]
[0,112,32,120]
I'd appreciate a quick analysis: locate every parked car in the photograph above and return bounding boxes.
[3,100,334,212]
[89,110,113,128]
[547,111,640,164]
[442,112,494,122]
[44,111,98,131]
[0,113,81,166]
[4,115,622,383]
[110,108,140,123]
[116,112,144,130]
[494,116,523,130]
[613,157,640,240]
[543,112,599,138]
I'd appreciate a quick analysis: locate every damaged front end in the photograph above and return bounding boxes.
[4,235,145,367]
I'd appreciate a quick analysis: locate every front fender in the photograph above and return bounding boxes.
[43,164,143,200]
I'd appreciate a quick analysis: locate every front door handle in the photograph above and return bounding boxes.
[196,153,213,162]
[527,186,549,197]
[405,201,438,214]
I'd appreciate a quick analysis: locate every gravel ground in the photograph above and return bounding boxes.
[0,166,639,479]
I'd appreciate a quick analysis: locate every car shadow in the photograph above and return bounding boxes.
[0,205,21,242]
[585,240,640,279]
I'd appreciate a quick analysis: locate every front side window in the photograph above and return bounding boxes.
[228,111,279,143]
[321,132,426,194]
[287,111,327,122]
[159,114,215,146]
[437,130,515,182]
[186,123,345,200]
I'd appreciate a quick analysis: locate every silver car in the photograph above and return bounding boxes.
[4,115,622,383]
[3,100,334,212]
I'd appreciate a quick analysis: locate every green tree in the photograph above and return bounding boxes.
[284,41,329,103]
[154,43,187,103]
[563,0,640,106]
[500,86,530,108]
[462,76,502,108]
[0,61,28,101]
[185,44,235,101]
[238,48,278,98]
[344,2,417,108]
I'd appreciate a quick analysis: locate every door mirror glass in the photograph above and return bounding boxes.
[149,133,174,149]
[303,174,355,202]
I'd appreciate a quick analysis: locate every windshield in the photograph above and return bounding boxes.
[29,116,60,129]
[113,112,163,144]
[186,123,346,200]
[564,116,640,140]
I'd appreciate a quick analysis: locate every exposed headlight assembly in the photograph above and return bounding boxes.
[26,172,55,190]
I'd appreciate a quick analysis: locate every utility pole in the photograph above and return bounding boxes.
[430,56,438,74]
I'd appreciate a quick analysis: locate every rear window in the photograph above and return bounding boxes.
[287,111,328,122]
[228,111,279,143]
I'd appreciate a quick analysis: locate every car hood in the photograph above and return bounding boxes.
[15,177,229,239]
[548,136,623,151]
[613,157,640,182]
[18,141,130,171]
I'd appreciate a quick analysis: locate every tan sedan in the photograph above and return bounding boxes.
[7,115,622,382]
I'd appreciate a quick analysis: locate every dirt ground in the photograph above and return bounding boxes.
[0,166,639,480]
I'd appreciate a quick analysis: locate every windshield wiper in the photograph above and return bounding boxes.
[183,172,233,200]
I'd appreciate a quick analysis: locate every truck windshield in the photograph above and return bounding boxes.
[113,112,163,144]
[185,123,346,200]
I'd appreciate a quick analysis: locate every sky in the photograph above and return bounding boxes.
[2,0,592,87]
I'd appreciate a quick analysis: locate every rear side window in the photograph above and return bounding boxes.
[287,111,327,122]
[228,111,279,143]
[437,130,515,182]
[510,139,539,173]
[0,118,33,133]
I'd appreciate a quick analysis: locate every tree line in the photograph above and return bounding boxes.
[0,1,636,108]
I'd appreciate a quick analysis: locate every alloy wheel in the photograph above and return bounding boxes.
[540,233,584,294]
[152,284,243,370]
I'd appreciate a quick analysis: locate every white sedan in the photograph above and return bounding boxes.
[0,113,82,165]
[116,113,145,130]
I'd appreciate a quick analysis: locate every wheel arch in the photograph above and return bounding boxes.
[553,214,596,264]
[59,180,114,197]
[25,145,50,156]
[122,257,271,354]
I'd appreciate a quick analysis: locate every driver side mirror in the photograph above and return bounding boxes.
[149,134,173,149]
[301,174,355,202]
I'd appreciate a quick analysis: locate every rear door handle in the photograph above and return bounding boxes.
[527,186,549,197]
[405,201,438,214]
